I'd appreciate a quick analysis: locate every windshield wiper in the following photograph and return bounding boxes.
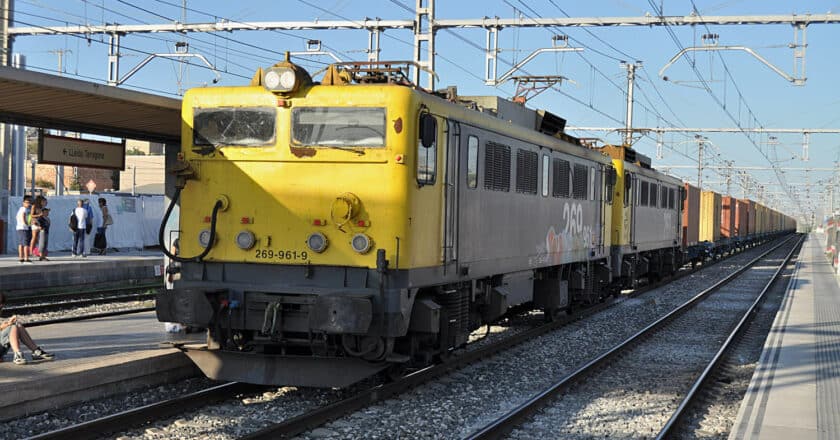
[319,145,365,156]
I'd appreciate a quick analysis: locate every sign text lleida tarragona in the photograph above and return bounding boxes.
[38,134,126,170]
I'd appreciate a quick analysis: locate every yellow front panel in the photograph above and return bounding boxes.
[178,84,422,269]
[610,158,631,246]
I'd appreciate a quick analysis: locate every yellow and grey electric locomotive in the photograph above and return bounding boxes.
[156,55,617,386]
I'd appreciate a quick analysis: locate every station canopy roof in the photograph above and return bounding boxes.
[0,66,181,144]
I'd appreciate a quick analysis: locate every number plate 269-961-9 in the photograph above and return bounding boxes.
[254,249,309,261]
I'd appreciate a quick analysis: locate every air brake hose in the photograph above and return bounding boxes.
[159,186,223,263]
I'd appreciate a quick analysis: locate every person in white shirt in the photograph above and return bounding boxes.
[72,199,88,257]
[15,196,33,263]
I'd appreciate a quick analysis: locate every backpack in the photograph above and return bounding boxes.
[69,212,78,232]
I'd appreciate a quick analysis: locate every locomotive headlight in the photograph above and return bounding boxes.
[198,229,213,248]
[263,67,297,92]
[264,70,281,89]
[306,232,328,253]
[350,233,372,254]
[236,230,256,250]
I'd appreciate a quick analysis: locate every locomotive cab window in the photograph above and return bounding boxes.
[417,113,437,186]
[624,172,632,206]
[292,107,385,147]
[193,106,276,147]
[467,135,479,189]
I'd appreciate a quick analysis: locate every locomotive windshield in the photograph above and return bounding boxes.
[193,107,276,147]
[292,107,386,148]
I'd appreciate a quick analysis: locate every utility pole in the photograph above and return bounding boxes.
[1,0,13,236]
[9,53,24,197]
[621,61,641,147]
[48,48,71,75]
[696,135,705,190]
[724,160,733,195]
[176,0,187,95]
[49,48,71,195]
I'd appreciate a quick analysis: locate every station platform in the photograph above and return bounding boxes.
[729,233,840,439]
[0,311,202,420]
[0,249,164,295]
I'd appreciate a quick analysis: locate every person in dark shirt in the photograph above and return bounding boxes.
[37,208,51,261]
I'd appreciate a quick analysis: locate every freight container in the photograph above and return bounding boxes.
[700,191,722,243]
[747,200,758,237]
[721,196,737,238]
[682,183,700,247]
[735,199,750,237]
[757,203,768,234]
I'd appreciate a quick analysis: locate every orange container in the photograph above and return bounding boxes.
[682,183,700,247]
[721,196,736,238]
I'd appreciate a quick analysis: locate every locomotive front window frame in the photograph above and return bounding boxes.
[291,107,386,148]
[193,106,276,148]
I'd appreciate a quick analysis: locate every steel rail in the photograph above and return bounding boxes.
[655,235,804,439]
[238,235,788,440]
[6,293,157,316]
[6,282,162,302]
[25,306,157,327]
[24,382,262,440]
[465,234,799,440]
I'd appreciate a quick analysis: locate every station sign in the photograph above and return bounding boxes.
[38,134,126,170]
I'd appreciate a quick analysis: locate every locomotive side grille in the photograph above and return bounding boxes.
[651,184,659,208]
[641,180,650,205]
[515,149,538,194]
[552,158,570,198]
[484,142,511,192]
[573,163,588,199]
[661,185,668,207]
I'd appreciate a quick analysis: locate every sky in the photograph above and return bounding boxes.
[7,0,840,223]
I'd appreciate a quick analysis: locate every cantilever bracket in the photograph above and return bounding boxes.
[117,52,221,86]
[658,46,806,86]
[485,46,583,86]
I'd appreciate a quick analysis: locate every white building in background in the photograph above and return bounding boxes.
[121,155,165,195]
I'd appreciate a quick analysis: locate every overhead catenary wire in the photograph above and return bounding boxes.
[646,0,802,215]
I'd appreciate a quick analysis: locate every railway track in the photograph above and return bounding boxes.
[237,238,774,439]
[3,284,160,326]
[17,236,785,439]
[465,234,802,439]
[25,382,262,440]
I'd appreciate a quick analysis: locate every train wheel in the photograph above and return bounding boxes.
[383,364,406,382]
[543,306,567,323]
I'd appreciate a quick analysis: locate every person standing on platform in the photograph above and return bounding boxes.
[72,199,88,257]
[0,293,55,365]
[15,196,33,264]
[28,196,46,258]
[94,198,112,255]
[82,198,95,254]
[38,208,51,261]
